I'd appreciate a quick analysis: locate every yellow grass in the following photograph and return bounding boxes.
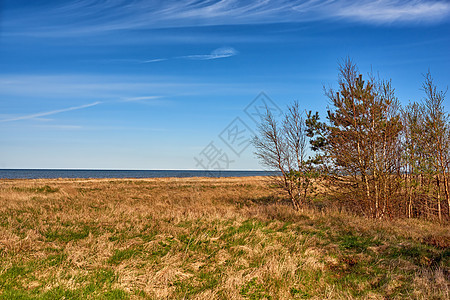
[0,177,448,299]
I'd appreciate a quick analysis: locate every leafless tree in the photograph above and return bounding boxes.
[402,102,425,218]
[420,72,449,221]
[401,73,450,221]
[253,101,315,210]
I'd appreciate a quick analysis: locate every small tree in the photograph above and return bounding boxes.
[421,72,450,221]
[253,101,316,211]
[401,72,450,221]
[402,102,426,218]
[306,58,403,218]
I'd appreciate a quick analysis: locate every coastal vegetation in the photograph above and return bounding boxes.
[254,59,450,221]
[0,177,448,299]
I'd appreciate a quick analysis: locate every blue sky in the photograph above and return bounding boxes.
[0,0,449,170]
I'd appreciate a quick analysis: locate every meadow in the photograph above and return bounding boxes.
[0,177,448,299]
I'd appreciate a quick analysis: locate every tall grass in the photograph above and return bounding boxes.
[0,177,448,299]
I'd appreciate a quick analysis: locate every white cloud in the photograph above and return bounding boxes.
[142,58,168,63]
[122,96,162,102]
[0,74,258,123]
[0,101,101,122]
[120,96,171,106]
[0,74,253,101]
[91,48,237,64]
[4,1,449,37]
[140,47,238,64]
[181,47,238,60]
[34,124,84,130]
[333,0,450,23]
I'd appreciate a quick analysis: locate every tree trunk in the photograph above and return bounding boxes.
[437,175,442,222]
[442,169,450,217]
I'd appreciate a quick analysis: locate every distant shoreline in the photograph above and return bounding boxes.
[0,169,278,180]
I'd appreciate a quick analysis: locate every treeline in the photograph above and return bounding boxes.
[253,58,449,221]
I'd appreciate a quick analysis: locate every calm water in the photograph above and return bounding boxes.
[0,169,276,179]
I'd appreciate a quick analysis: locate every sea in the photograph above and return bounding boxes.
[0,169,276,179]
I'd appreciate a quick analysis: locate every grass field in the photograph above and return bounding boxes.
[0,176,449,299]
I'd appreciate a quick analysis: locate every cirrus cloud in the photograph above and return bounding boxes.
[140,47,238,64]
[180,47,238,60]
[0,101,101,123]
[3,1,450,37]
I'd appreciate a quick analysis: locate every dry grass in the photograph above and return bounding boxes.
[0,176,448,299]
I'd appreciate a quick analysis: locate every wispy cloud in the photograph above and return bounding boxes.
[180,47,238,60]
[332,1,450,23]
[0,74,261,118]
[33,124,84,130]
[142,58,168,63]
[0,101,101,122]
[120,96,171,106]
[0,74,254,101]
[122,96,163,102]
[142,47,238,64]
[30,124,166,131]
[4,1,449,37]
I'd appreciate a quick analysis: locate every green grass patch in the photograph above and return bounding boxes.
[149,239,173,260]
[41,225,93,242]
[338,233,380,252]
[240,277,272,300]
[387,243,446,267]
[174,270,222,298]
[108,248,142,265]
[12,185,59,194]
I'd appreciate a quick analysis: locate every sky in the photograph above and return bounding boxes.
[0,0,449,170]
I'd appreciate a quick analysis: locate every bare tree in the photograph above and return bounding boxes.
[401,73,450,221]
[253,101,314,210]
[421,72,450,221]
[402,102,425,218]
